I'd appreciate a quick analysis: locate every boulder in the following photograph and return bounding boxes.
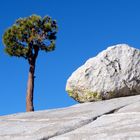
[66,44,140,102]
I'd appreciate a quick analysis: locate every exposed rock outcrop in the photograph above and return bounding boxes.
[51,112,140,140]
[66,44,140,102]
[1,95,140,140]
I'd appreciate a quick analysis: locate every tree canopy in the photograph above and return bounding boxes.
[3,15,58,59]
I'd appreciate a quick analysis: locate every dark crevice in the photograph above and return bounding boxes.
[41,107,125,140]
[103,56,121,77]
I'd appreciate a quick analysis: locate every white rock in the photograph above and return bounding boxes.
[115,101,140,113]
[50,112,140,140]
[66,44,140,102]
[1,95,140,140]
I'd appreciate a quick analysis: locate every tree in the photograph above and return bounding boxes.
[3,15,58,112]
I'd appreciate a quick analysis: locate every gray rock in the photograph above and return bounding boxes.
[50,112,140,140]
[1,95,140,140]
[115,101,140,113]
[66,44,140,102]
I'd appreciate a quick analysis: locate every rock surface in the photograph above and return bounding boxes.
[51,112,140,140]
[1,95,140,140]
[66,44,140,102]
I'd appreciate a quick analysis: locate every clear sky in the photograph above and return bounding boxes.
[0,0,140,115]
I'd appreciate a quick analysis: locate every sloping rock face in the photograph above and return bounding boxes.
[1,95,140,140]
[66,44,140,102]
[51,112,140,140]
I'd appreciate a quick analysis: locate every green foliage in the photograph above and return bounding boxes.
[3,14,58,59]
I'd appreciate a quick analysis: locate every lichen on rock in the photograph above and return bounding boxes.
[66,44,140,103]
[67,89,102,102]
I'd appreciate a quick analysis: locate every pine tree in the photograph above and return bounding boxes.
[3,14,58,112]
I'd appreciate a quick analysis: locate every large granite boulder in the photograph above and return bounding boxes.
[66,44,140,102]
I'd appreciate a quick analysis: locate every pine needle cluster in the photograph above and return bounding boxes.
[3,14,58,59]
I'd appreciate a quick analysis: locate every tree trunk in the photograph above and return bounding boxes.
[26,58,36,112]
[26,45,39,112]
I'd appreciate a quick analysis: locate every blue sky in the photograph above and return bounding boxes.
[0,0,140,115]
